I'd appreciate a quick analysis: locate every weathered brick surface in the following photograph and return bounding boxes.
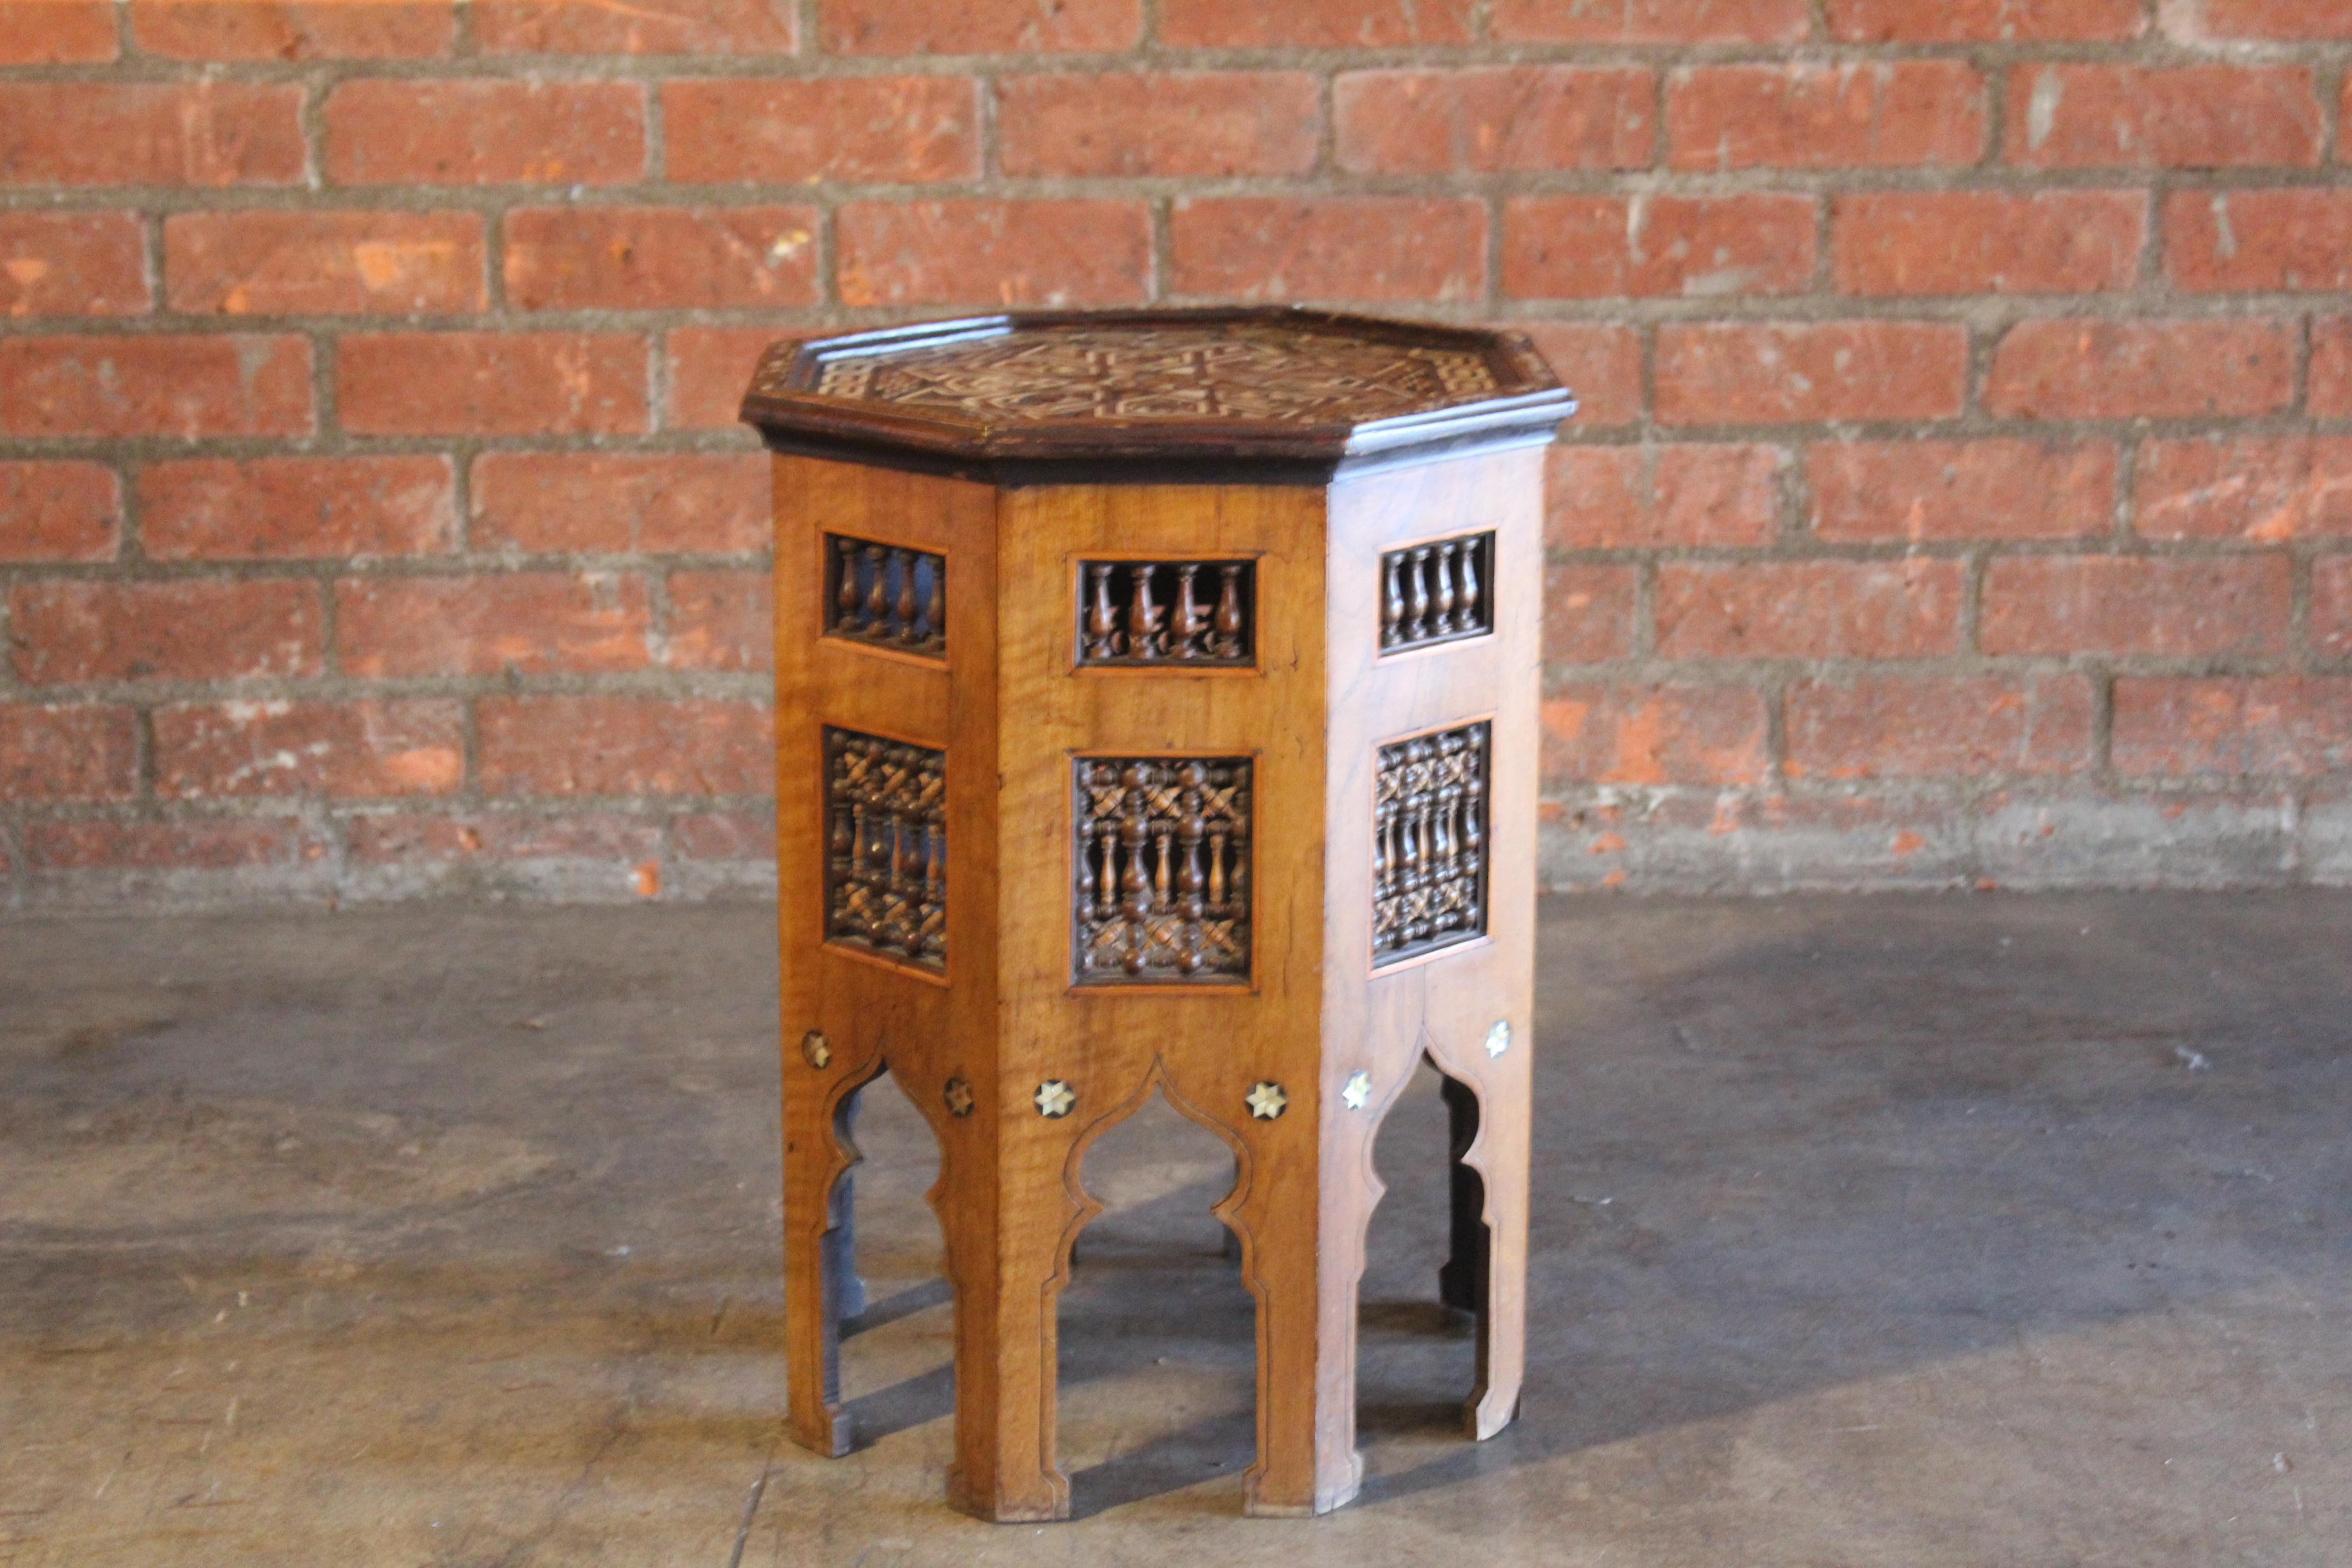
[0,212,150,317]
[1656,559,1965,660]
[154,699,465,798]
[503,207,818,312]
[337,575,652,677]
[2,4,2348,900]
[1980,557,2293,658]
[1334,68,1652,175]
[165,211,485,316]
[1808,440,2117,541]
[1832,191,2142,297]
[8,579,324,684]
[1003,73,1319,178]
[338,333,647,436]
[132,1,458,59]
[1505,195,1816,300]
[662,78,979,184]
[0,462,120,562]
[139,457,455,559]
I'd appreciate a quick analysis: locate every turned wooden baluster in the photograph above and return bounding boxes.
[835,539,864,633]
[1126,564,1161,659]
[1214,564,1246,658]
[1454,537,1482,633]
[1407,547,1433,642]
[862,545,889,636]
[1172,564,1210,658]
[1381,552,1405,647]
[1085,564,1121,659]
[1432,542,1458,635]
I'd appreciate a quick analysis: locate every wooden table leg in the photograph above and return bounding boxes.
[1455,1062,1529,1442]
[784,1064,877,1459]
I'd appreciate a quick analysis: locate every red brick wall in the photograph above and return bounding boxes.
[2,0,2349,904]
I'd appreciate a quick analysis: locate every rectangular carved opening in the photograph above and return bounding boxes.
[823,727,946,972]
[825,534,945,657]
[1379,531,1493,653]
[1373,721,1488,967]
[1073,756,1252,985]
[1076,559,1254,666]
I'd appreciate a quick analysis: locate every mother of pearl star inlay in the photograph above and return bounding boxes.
[1245,1081,1288,1120]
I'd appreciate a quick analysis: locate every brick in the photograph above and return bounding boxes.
[2164,190,2352,293]
[666,326,806,431]
[1667,64,1986,171]
[664,569,773,672]
[2315,558,2352,657]
[1161,0,1471,46]
[345,811,663,865]
[1170,197,1485,304]
[2316,318,2352,419]
[0,83,304,187]
[478,696,771,797]
[1547,444,1780,549]
[670,808,775,861]
[475,0,795,52]
[336,573,649,679]
[2113,677,2352,774]
[1984,319,2293,421]
[0,2,116,61]
[503,207,818,312]
[819,0,1138,52]
[2161,0,2352,39]
[165,210,484,316]
[26,816,310,871]
[1828,0,2143,39]
[0,334,312,440]
[1833,191,2141,297]
[0,705,137,801]
[2006,66,2320,168]
[1504,195,1815,300]
[1493,0,1807,40]
[0,461,120,562]
[1001,72,1318,179]
[338,333,647,437]
[836,200,1149,309]
[1808,440,2117,542]
[1656,560,1964,660]
[8,579,323,684]
[1514,323,1642,428]
[131,1,456,57]
[155,699,464,798]
[1786,675,2095,779]
[662,78,979,184]
[1980,556,2291,657]
[2134,438,2352,542]
[472,452,769,555]
[140,456,455,560]
[1542,564,1637,664]
[1655,323,1967,426]
[1334,68,1651,175]
[323,80,644,186]
[1539,685,1769,787]
[0,212,150,317]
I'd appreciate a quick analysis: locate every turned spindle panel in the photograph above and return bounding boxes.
[825,534,946,657]
[1379,531,1493,653]
[1077,559,1254,666]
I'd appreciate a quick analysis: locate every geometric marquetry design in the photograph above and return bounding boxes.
[1379,531,1492,653]
[793,322,1502,427]
[1073,756,1251,985]
[1372,722,1489,966]
[823,727,947,972]
[1078,559,1253,666]
[827,534,946,657]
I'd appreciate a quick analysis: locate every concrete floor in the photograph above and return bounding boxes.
[0,895,2346,1566]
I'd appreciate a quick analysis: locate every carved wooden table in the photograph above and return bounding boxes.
[741,309,1573,1520]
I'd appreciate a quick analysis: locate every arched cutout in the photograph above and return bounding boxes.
[828,1064,954,1448]
[1357,1055,1483,1439]
[1056,1085,1258,1515]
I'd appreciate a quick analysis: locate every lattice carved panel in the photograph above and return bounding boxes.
[1073,757,1252,985]
[789,325,1501,426]
[1372,723,1488,966]
[823,728,946,972]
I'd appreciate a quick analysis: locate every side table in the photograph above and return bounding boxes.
[740,309,1573,1519]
